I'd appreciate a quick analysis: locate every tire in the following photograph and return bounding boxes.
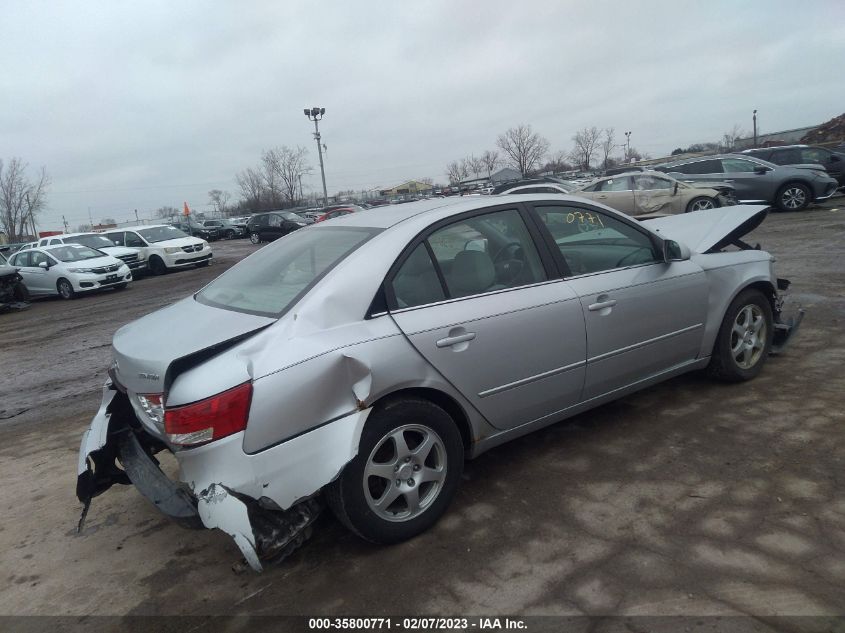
[686,196,717,213]
[325,397,464,544]
[113,283,128,290]
[148,256,167,276]
[249,232,261,244]
[224,230,235,240]
[707,288,773,382]
[57,278,76,300]
[776,182,811,212]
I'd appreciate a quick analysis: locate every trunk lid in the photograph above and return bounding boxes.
[643,204,769,253]
[111,297,275,394]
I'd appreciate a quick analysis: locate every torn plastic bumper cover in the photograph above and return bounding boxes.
[76,380,370,571]
[771,277,805,354]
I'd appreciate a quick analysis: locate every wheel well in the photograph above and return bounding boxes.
[741,280,777,313]
[778,180,812,195]
[371,387,473,451]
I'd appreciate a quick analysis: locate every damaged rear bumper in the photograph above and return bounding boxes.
[76,381,371,571]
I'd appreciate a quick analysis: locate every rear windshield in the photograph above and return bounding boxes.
[196,226,379,317]
[138,226,188,242]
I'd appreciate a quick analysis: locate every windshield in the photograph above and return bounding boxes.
[49,245,104,262]
[280,212,303,221]
[196,227,378,317]
[138,226,188,242]
[64,234,117,249]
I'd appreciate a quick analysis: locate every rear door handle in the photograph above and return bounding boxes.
[597,194,608,199]
[436,332,476,348]
[588,299,617,311]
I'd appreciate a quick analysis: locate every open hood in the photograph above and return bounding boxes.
[111,296,275,395]
[643,205,769,254]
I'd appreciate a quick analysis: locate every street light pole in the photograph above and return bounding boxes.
[624,131,632,161]
[753,110,758,148]
[304,106,329,206]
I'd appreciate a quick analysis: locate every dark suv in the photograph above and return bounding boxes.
[246,211,310,244]
[740,145,845,186]
[170,219,220,241]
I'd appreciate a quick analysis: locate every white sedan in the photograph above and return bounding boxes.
[7,244,132,299]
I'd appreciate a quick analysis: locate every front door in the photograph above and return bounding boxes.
[632,174,680,215]
[529,202,708,400]
[387,206,587,430]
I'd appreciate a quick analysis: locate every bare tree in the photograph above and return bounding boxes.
[100,217,116,225]
[419,177,434,185]
[0,158,49,242]
[721,125,746,152]
[480,150,501,177]
[543,150,573,174]
[496,125,550,176]
[208,189,231,217]
[463,155,484,180]
[446,160,469,185]
[260,146,312,207]
[155,205,179,219]
[236,167,264,210]
[571,127,601,171]
[600,128,616,169]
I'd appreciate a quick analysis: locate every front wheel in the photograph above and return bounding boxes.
[708,288,773,382]
[148,256,167,276]
[249,232,261,244]
[57,278,76,300]
[224,229,235,239]
[686,196,717,212]
[325,398,464,544]
[776,183,811,212]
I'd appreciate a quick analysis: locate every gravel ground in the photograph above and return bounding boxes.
[0,201,843,618]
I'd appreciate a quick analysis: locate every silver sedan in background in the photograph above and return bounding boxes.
[78,195,801,571]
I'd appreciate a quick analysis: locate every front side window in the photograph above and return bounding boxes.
[125,232,146,247]
[268,214,283,228]
[197,227,377,317]
[105,232,124,246]
[398,208,546,304]
[30,251,55,267]
[801,148,828,164]
[634,175,673,190]
[534,206,659,276]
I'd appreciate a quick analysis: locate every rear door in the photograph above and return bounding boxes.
[528,202,708,401]
[387,205,587,430]
[15,251,51,294]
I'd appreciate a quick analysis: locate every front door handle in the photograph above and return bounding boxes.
[436,332,476,348]
[597,194,608,199]
[588,299,617,311]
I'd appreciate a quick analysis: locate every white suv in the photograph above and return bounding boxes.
[103,225,212,275]
[37,232,147,274]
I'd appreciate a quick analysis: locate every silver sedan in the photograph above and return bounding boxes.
[77,195,801,571]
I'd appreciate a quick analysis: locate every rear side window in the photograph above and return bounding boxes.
[770,148,802,164]
[389,208,547,309]
[674,159,723,175]
[105,232,125,246]
[596,177,632,192]
[721,158,758,173]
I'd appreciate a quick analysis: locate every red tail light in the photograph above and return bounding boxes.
[164,382,252,447]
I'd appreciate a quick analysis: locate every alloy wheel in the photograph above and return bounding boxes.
[691,198,716,211]
[363,424,447,522]
[781,187,806,210]
[731,304,767,369]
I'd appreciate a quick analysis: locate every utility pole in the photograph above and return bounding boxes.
[134,208,139,223]
[304,107,329,206]
[624,131,632,161]
[62,215,69,233]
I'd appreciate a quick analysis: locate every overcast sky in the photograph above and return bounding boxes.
[2,1,844,230]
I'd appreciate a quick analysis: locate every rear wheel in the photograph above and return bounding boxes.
[325,398,464,544]
[224,229,235,239]
[57,278,76,300]
[249,232,261,244]
[708,288,773,382]
[148,256,167,276]
[686,196,717,212]
[776,182,811,212]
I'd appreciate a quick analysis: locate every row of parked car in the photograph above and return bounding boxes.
[1,224,214,304]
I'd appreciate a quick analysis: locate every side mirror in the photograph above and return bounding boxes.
[663,239,690,262]
[38,261,50,270]
[754,166,768,175]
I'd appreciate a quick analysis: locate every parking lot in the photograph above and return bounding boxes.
[1,200,844,617]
